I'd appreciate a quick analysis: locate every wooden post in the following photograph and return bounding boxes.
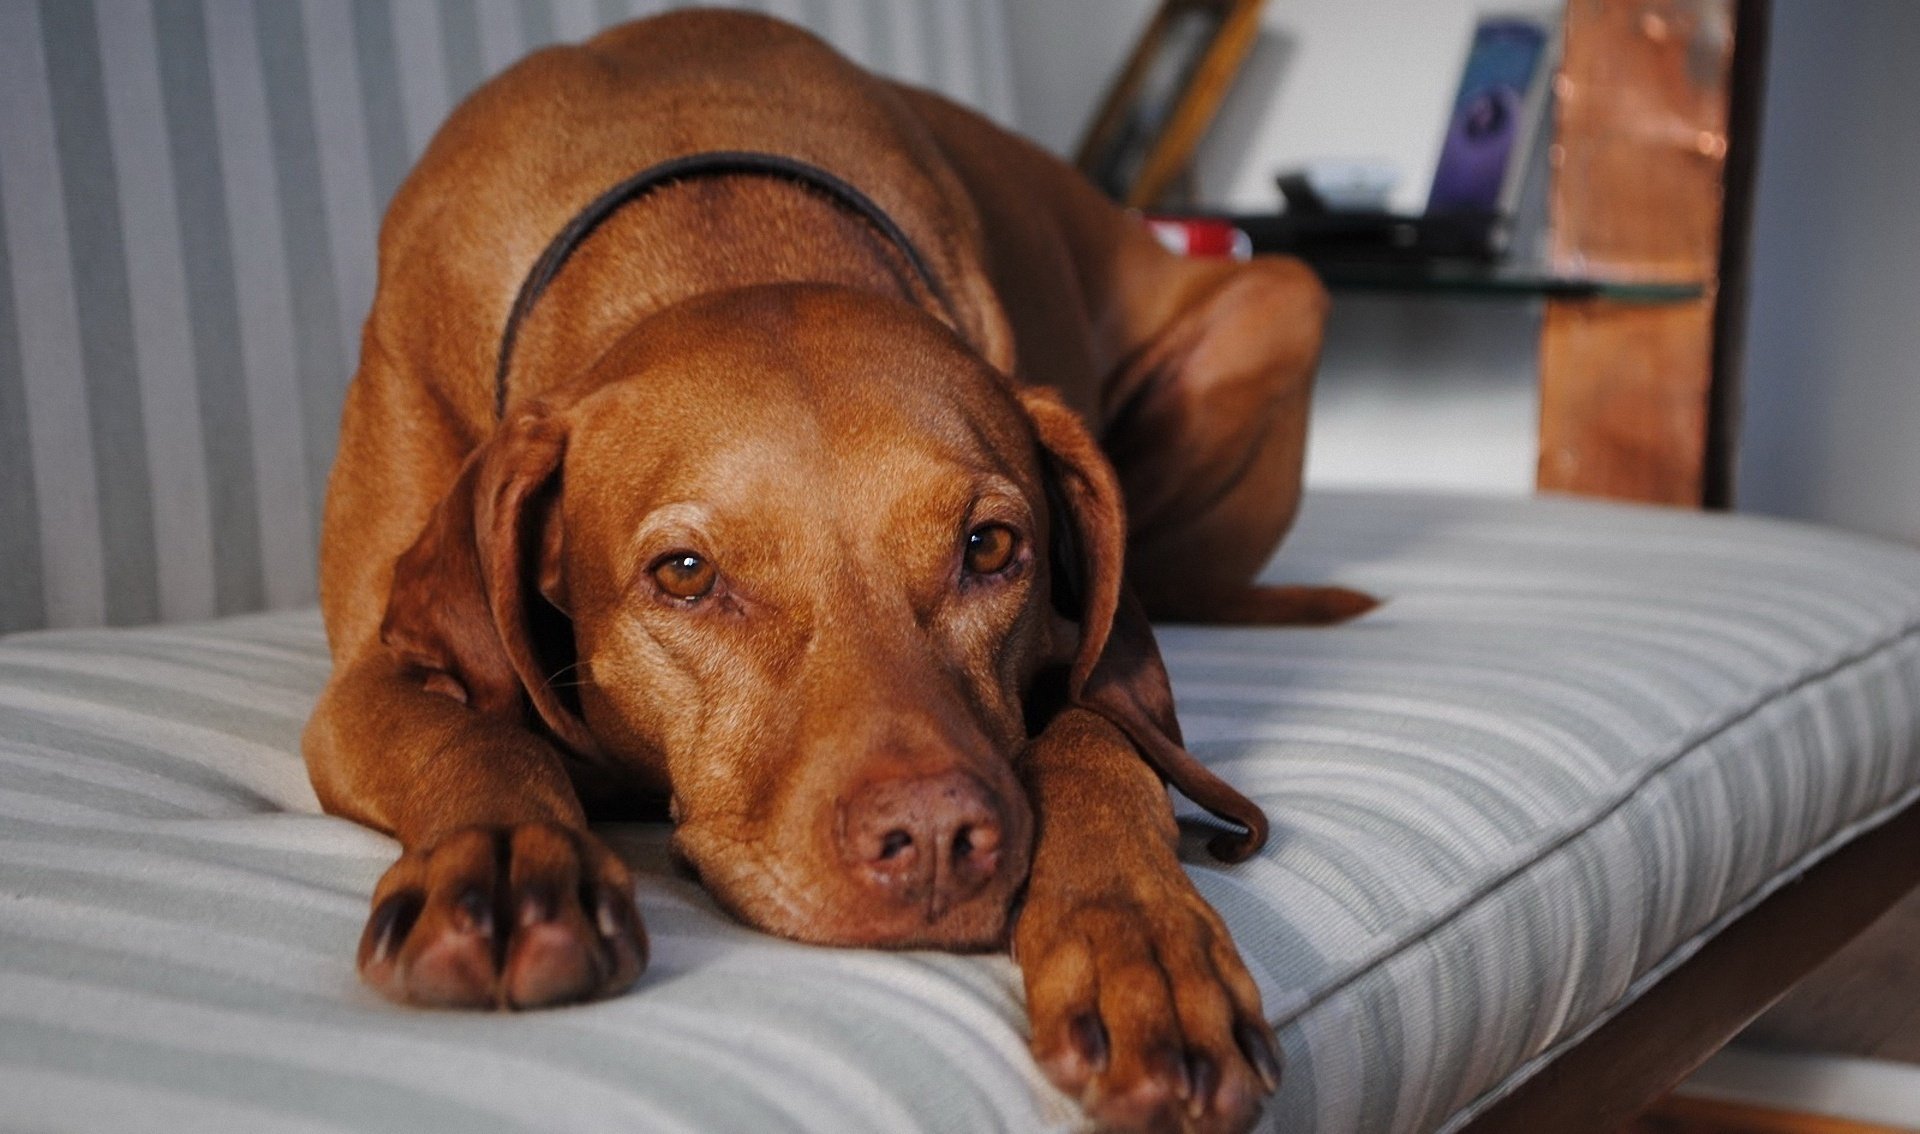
[1536,0,1737,505]
[1074,0,1267,209]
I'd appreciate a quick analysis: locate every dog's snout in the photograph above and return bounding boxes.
[841,771,1006,916]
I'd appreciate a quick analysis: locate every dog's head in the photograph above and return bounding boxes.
[379,283,1159,948]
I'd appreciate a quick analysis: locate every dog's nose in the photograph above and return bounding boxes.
[840,771,1005,915]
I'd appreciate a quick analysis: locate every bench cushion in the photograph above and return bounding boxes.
[2,490,1917,1133]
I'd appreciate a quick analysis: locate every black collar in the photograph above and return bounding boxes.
[493,149,958,416]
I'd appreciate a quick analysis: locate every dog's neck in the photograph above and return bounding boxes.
[496,169,965,413]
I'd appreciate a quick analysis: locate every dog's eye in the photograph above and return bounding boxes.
[963,523,1019,576]
[651,552,716,600]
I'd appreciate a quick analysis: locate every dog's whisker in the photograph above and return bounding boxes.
[542,661,593,693]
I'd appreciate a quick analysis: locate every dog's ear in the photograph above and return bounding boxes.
[1020,388,1268,862]
[380,406,598,758]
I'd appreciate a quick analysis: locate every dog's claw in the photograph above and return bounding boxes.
[595,894,623,939]
[1069,1011,1110,1072]
[1235,1019,1283,1094]
[1188,1051,1220,1117]
[453,885,493,937]
[517,886,555,927]
[365,893,418,967]
[1149,1044,1192,1101]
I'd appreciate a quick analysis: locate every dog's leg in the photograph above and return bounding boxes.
[1015,706,1280,1134]
[308,345,645,1010]
[306,653,646,1010]
[1100,252,1376,627]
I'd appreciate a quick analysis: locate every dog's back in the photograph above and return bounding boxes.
[364,10,1008,424]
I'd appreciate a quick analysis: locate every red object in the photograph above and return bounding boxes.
[1142,214,1253,260]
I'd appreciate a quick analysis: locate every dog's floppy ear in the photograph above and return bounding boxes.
[380,405,598,758]
[1020,388,1268,862]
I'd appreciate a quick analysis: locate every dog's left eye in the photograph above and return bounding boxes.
[651,552,717,601]
[963,523,1020,576]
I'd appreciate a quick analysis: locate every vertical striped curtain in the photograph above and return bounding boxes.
[0,0,1019,634]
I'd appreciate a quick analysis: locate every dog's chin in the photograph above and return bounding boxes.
[672,828,1021,951]
[752,895,1016,952]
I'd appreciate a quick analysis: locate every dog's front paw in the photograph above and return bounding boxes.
[357,822,646,1009]
[1015,878,1280,1134]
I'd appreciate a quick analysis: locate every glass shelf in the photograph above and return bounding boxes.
[1307,258,1706,303]
[1171,212,1707,303]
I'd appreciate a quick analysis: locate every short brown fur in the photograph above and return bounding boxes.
[305,12,1371,1133]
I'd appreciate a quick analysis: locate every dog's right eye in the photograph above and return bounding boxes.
[963,523,1020,576]
[651,552,717,601]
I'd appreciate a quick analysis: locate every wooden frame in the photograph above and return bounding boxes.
[1536,0,1741,505]
[1074,0,1266,208]
[1631,1095,1917,1134]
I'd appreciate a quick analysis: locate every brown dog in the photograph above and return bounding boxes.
[304,11,1369,1133]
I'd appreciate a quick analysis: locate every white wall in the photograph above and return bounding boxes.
[1306,296,1538,495]
[1200,0,1519,214]
[1734,0,1920,544]
[1001,0,1150,166]
[1005,0,1497,213]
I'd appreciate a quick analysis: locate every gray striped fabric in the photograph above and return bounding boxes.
[0,0,1019,634]
[3,489,1918,1133]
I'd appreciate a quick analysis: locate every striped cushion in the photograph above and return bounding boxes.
[3,490,1918,1133]
[0,0,1018,634]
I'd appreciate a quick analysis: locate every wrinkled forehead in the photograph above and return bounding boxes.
[559,288,1043,538]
